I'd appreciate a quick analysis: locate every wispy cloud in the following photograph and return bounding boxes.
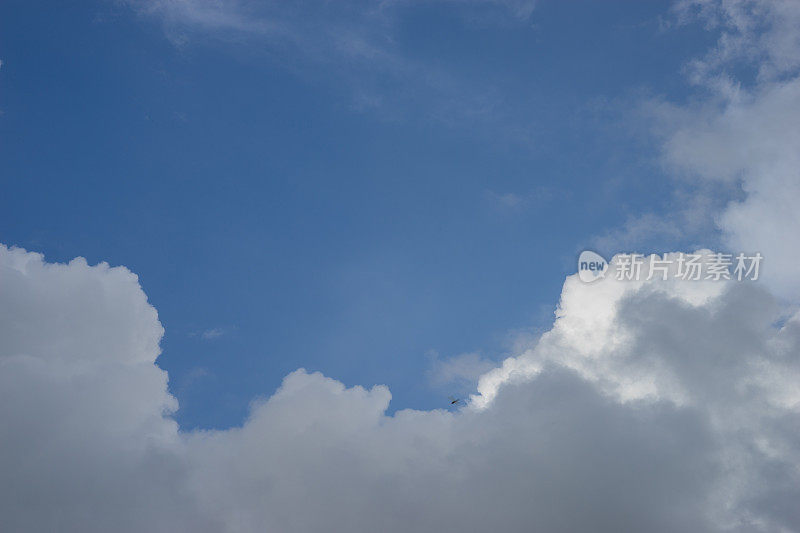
[427,351,496,387]
[200,327,224,340]
[126,0,535,66]
[630,0,800,298]
[188,327,229,340]
[485,186,558,211]
[121,0,541,142]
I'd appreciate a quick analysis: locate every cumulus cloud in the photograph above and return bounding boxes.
[644,0,800,299]
[5,1,800,530]
[2,243,800,532]
[0,245,204,532]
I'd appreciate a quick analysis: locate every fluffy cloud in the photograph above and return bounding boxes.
[648,0,800,299]
[659,77,800,299]
[5,1,800,530]
[0,246,205,532]
[2,243,800,532]
[475,253,800,530]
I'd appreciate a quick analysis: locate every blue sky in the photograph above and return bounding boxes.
[1,0,719,429]
[6,2,800,531]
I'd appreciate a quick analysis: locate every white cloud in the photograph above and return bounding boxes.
[188,327,229,340]
[655,78,800,299]
[125,0,535,66]
[200,327,224,340]
[643,0,800,300]
[594,1,800,301]
[2,243,800,531]
[120,0,540,134]
[0,245,203,532]
[426,351,496,387]
[487,191,526,208]
[6,1,800,530]
[485,187,558,212]
[673,0,800,84]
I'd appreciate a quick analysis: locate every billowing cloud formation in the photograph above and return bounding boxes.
[0,247,202,532]
[653,0,800,299]
[2,243,800,532]
[5,1,800,531]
